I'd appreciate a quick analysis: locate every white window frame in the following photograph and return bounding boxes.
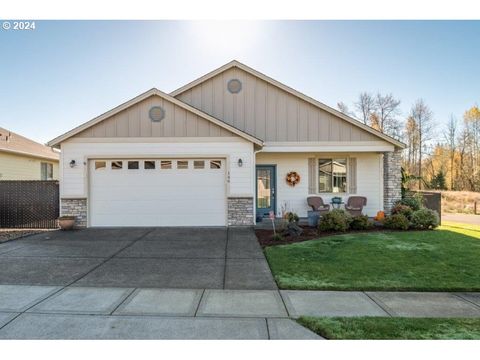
[315,156,350,194]
[41,162,54,180]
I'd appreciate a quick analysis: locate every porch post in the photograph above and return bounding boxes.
[383,149,402,214]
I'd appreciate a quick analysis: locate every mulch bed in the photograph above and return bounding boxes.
[255,225,389,248]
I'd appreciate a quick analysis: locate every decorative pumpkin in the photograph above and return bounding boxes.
[286,171,301,187]
[374,211,385,221]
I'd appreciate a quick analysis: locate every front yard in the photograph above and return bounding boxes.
[264,224,480,291]
[297,317,480,340]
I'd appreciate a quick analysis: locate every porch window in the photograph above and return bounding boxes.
[318,158,347,193]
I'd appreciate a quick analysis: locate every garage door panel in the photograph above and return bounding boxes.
[89,159,226,227]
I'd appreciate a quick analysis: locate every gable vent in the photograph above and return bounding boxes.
[227,79,242,94]
[149,106,165,122]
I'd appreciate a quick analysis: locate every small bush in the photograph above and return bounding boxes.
[272,233,284,242]
[397,195,422,211]
[285,212,299,223]
[318,209,352,232]
[391,204,414,220]
[410,208,440,230]
[383,214,410,230]
[350,214,373,230]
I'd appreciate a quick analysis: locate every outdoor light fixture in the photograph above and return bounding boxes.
[237,158,243,167]
[69,160,76,168]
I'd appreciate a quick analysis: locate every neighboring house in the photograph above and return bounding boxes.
[0,127,59,180]
[48,60,405,227]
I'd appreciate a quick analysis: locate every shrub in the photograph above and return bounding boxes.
[410,208,440,230]
[318,209,352,232]
[391,204,414,220]
[285,212,299,223]
[350,214,373,230]
[397,194,423,211]
[383,214,410,230]
[272,233,284,242]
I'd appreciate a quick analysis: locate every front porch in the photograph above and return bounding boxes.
[253,150,401,223]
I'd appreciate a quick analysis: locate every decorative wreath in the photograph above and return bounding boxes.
[286,171,301,187]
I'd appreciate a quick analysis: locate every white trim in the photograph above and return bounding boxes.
[262,144,395,153]
[48,88,263,147]
[65,136,246,144]
[170,60,406,149]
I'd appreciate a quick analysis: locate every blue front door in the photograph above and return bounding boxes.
[256,165,276,218]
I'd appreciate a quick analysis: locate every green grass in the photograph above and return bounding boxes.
[297,316,480,339]
[264,225,480,291]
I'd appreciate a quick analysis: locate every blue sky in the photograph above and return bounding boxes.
[1,20,479,144]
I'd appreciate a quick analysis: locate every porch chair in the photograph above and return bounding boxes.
[307,196,330,216]
[345,196,367,216]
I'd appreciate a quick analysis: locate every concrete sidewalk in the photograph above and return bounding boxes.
[1,285,480,339]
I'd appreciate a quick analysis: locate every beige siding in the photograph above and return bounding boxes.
[75,95,234,139]
[0,152,59,180]
[176,67,379,143]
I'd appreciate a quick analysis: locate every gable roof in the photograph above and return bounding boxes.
[0,127,59,161]
[48,88,263,147]
[171,60,406,149]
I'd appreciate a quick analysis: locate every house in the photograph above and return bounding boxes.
[48,61,405,227]
[0,127,59,180]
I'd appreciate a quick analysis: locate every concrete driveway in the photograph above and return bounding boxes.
[0,227,276,290]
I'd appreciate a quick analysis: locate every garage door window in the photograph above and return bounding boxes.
[128,161,139,170]
[177,160,189,169]
[194,160,205,169]
[95,161,106,170]
[210,160,222,169]
[112,161,123,170]
[144,160,155,169]
[161,160,172,169]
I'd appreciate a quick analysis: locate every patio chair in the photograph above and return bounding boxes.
[307,196,330,216]
[345,196,367,216]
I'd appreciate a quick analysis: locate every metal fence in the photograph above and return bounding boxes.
[0,180,59,228]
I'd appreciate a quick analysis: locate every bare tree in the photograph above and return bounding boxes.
[444,116,457,189]
[354,92,375,125]
[410,99,434,189]
[375,93,402,139]
[337,102,352,116]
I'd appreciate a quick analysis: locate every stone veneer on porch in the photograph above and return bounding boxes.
[227,196,254,226]
[383,149,402,214]
[61,198,87,228]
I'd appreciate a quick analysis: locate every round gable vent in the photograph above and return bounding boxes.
[227,79,242,94]
[149,106,165,122]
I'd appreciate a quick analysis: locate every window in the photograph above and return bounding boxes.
[144,160,155,169]
[128,161,139,170]
[318,158,347,193]
[177,160,188,169]
[194,160,205,169]
[210,160,222,169]
[95,161,106,170]
[112,161,123,170]
[160,160,172,169]
[41,162,53,180]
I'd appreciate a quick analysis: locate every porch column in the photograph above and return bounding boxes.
[383,149,402,214]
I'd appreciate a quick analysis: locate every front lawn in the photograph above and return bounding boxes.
[264,225,480,291]
[297,316,480,340]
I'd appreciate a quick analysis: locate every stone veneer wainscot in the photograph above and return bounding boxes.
[61,198,87,228]
[227,196,254,226]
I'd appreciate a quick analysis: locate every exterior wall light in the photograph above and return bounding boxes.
[69,160,76,168]
[237,158,243,167]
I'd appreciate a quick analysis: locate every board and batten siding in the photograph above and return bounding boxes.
[0,152,59,180]
[75,95,234,139]
[60,140,254,199]
[175,67,379,143]
[256,152,383,217]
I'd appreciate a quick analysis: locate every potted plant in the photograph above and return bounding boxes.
[58,216,76,230]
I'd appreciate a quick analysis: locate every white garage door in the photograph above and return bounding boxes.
[89,158,226,227]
